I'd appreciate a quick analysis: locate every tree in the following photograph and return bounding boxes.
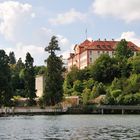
[43,36,63,105]
[0,50,12,106]
[114,39,134,78]
[24,53,36,105]
[45,36,60,55]
[73,80,83,93]
[12,58,26,97]
[90,54,119,83]
[9,51,16,65]
[82,88,91,105]
[115,39,134,60]
[128,54,140,74]
[34,65,47,75]
[91,82,106,99]
[16,58,25,72]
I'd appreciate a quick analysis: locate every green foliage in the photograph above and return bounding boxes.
[66,66,80,87]
[0,50,13,106]
[105,74,140,105]
[24,52,36,105]
[90,54,119,83]
[45,36,60,55]
[9,57,25,97]
[118,59,132,77]
[114,39,134,78]
[91,82,106,99]
[15,58,25,72]
[63,66,83,96]
[124,74,140,94]
[128,54,140,74]
[109,78,124,91]
[63,80,73,96]
[82,88,91,105]
[83,78,94,90]
[71,91,81,97]
[34,65,47,75]
[115,39,134,60]
[73,80,83,93]
[43,36,63,106]
[9,51,16,65]
[111,89,122,99]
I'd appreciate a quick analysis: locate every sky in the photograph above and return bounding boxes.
[0,0,140,65]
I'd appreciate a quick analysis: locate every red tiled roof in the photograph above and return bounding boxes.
[68,39,140,59]
[79,39,92,47]
[79,40,140,52]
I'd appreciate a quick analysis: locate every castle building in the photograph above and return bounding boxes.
[68,39,140,71]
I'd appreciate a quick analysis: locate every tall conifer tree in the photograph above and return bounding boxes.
[43,36,63,105]
[9,51,16,65]
[0,50,12,106]
[24,53,36,105]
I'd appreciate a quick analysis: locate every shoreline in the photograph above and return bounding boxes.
[0,105,140,116]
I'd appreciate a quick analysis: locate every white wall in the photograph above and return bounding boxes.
[35,75,45,98]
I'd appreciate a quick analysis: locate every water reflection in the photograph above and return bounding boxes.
[0,115,140,139]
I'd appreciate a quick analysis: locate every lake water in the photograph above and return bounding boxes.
[0,115,140,140]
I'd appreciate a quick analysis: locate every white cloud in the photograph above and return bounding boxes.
[118,31,140,46]
[92,0,140,22]
[0,1,35,41]
[49,8,86,25]
[5,43,45,65]
[0,1,73,65]
[57,35,69,48]
[55,35,71,59]
[4,31,72,64]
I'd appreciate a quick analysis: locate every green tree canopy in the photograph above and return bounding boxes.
[43,36,63,105]
[128,54,140,74]
[0,50,12,106]
[115,39,134,60]
[15,58,25,73]
[90,54,119,83]
[45,36,60,55]
[24,52,36,105]
[9,51,16,65]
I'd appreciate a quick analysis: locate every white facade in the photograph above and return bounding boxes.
[80,51,87,69]
[35,75,45,98]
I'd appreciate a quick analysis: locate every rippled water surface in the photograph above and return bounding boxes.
[0,115,140,140]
